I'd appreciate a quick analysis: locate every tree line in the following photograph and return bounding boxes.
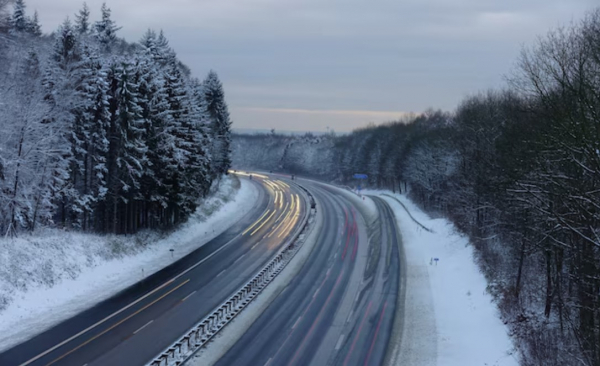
[232,8,600,366]
[0,1,232,235]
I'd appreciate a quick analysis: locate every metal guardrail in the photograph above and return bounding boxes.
[147,182,315,366]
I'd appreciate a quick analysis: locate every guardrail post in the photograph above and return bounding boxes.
[218,308,225,324]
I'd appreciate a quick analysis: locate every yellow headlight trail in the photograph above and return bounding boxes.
[276,180,290,188]
[250,210,276,236]
[268,200,294,238]
[242,209,271,236]
[274,194,298,239]
[279,194,301,239]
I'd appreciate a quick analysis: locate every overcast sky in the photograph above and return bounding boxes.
[25,0,598,132]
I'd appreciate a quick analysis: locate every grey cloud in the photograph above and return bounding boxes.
[26,0,599,131]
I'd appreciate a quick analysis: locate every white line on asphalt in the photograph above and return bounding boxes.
[292,316,302,329]
[133,320,154,335]
[251,242,259,250]
[233,254,246,264]
[264,357,273,366]
[217,270,226,277]
[346,310,354,323]
[335,334,345,350]
[181,290,197,302]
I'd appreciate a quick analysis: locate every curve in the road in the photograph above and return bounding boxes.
[214,183,402,366]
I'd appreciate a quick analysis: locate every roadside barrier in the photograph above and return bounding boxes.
[147,182,315,366]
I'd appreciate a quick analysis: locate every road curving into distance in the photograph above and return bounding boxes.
[214,178,402,366]
[0,173,309,366]
[0,173,403,366]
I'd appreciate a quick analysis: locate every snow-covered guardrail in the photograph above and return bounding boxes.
[147,182,315,366]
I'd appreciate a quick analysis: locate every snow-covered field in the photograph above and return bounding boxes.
[365,190,519,366]
[0,175,258,352]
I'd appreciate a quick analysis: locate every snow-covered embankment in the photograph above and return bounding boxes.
[366,191,519,366]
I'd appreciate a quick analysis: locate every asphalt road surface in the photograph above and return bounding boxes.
[0,175,308,366]
[214,181,401,366]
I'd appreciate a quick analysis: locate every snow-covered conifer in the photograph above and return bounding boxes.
[202,70,232,177]
[94,3,120,49]
[10,0,27,32]
[75,2,90,34]
[26,10,42,36]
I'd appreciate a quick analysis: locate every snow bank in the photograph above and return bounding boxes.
[366,190,518,366]
[0,176,258,352]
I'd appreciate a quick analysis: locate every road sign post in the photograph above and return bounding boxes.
[352,174,368,193]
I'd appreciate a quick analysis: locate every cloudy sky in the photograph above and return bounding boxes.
[25,0,597,132]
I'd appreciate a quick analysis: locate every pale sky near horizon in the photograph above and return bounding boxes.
[22,0,598,132]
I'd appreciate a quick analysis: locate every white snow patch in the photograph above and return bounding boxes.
[365,190,519,366]
[0,176,258,352]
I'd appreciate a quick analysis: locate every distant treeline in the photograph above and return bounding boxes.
[0,1,232,235]
[233,8,600,366]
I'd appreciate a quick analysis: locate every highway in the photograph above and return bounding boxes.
[0,174,308,366]
[214,181,401,366]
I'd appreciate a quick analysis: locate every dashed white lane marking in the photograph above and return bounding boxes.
[182,290,197,302]
[292,316,303,329]
[251,242,259,250]
[233,253,246,264]
[264,357,273,366]
[133,320,154,335]
[217,269,226,277]
[335,334,345,350]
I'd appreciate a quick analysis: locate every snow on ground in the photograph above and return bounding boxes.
[0,176,258,352]
[364,190,519,366]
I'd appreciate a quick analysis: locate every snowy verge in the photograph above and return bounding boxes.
[0,175,258,352]
[363,190,519,366]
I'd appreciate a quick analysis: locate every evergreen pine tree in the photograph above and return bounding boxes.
[52,18,78,68]
[202,70,232,177]
[139,29,157,54]
[10,0,27,32]
[154,30,177,66]
[94,3,121,49]
[75,2,90,34]
[72,48,111,230]
[26,10,42,36]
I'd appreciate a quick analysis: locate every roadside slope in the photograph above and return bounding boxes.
[371,191,518,366]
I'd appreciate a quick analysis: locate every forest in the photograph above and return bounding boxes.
[0,1,232,236]
[232,8,600,366]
